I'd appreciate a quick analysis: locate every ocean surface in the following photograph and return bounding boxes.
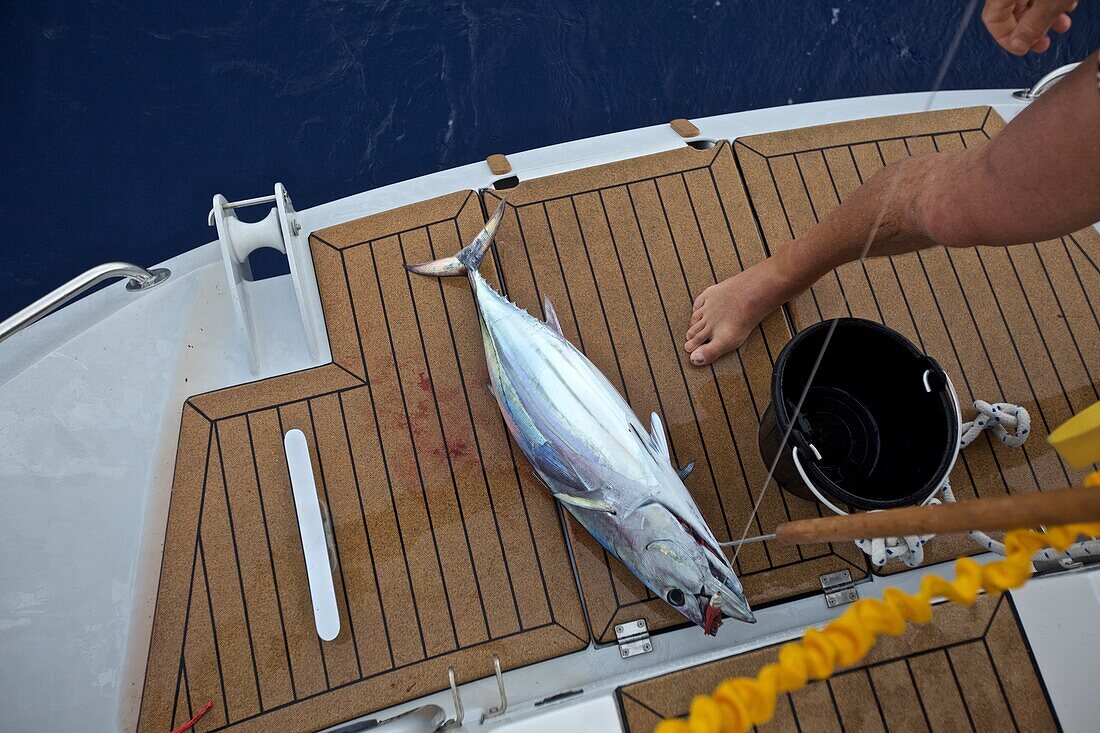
[1,1,1097,314]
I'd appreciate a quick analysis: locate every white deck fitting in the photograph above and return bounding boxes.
[0,87,1096,732]
[284,428,341,643]
[211,183,326,374]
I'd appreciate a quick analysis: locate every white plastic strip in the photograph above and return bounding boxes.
[284,428,340,641]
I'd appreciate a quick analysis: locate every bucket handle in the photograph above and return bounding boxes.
[792,446,850,516]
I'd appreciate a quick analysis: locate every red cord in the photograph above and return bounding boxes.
[170,700,213,733]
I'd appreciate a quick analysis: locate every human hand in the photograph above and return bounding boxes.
[982,0,1078,55]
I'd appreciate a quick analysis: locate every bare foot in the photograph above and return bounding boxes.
[684,257,793,366]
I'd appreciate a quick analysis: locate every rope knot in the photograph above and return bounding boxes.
[963,400,1031,448]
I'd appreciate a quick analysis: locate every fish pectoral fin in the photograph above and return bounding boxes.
[553,492,616,514]
[677,461,695,480]
[533,441,583,487]
[543,296,564,336]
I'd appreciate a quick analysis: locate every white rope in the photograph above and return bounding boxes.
[959,400,1031,449]
[855,526,936,568]
[856,400,1032,568]
[941,401,1033,557]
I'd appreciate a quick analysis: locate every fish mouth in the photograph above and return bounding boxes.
[697,588,754,635]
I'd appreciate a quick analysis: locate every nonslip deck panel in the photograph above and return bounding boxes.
[735,107,1100,572]
[483,142,868,644]
[616,594,1057,732]
[138,191,588,733]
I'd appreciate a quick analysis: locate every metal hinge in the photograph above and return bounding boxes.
[615,619,652,658]
[821,569,859,608]
[1032,540,1100,574]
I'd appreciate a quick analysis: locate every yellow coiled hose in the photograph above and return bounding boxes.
[657,475,1100,733]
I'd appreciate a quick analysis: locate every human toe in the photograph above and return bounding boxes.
[689,342,720,366]
[690,327,746,366]
[684,326,711,353]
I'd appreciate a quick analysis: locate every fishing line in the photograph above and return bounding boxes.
[728,0,983,564]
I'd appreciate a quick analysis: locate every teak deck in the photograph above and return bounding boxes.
[140,108,1097,731]
[616,594,1057,732]
[735,106,1100,571]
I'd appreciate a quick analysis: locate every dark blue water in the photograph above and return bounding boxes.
[1,2,1096,315]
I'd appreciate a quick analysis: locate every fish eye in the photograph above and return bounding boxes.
[665,588,685,607]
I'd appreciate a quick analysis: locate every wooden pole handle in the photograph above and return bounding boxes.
[774,486,1100,545]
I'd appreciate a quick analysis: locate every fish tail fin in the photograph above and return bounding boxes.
[404,199,506,277]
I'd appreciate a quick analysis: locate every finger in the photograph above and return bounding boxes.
[982,0,1020,47]
[1051,13,1071,33]
[1010,1,1073,55]
[1030,35,1052,53]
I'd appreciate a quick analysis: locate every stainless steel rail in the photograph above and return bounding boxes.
[0,262,170,344]
[1013,62,1080,101]
[207,193,279,226]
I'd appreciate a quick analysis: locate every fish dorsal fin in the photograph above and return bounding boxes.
[677,461,695,480]
[543,296,564,336]
[554,491,616,514]
[649,412,671,462]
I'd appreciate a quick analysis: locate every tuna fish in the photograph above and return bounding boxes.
[406,200,755,634]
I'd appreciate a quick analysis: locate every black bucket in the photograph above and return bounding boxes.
[758,318,960,512]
